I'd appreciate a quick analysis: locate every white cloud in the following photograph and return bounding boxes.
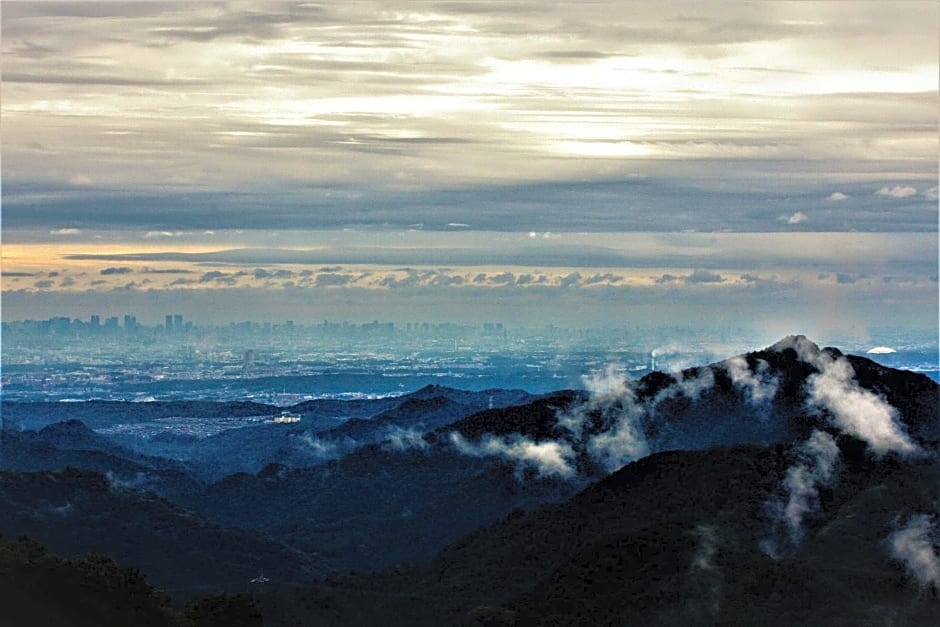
[780,429,840,544]
[876,185,917,198]
[724,356,779,407]
[49,228,82,235]
[805,353,919,456]
[826,192,848,201]
[586,408,650,472]
[651,368,715,409]
[778,211,808,224]
[772,335,920,456]
[924,186,939,201]
[889,515,940,590]
[449,432,577,479]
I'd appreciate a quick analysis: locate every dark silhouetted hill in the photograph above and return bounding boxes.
[260,440,938,626]
[0,469,325,593]
[0,534,263,627]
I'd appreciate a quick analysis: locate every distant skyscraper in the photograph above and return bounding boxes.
[173,314,183,332]
[124,314,137,332]
[90,315,100,328]
[166,315,173,332]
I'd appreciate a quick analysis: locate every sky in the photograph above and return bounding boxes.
[1,1,938,341]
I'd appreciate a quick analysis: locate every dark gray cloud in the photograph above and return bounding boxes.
[315,273,356,287]
[658,270,725,285]
[198,271,238,285]
[253,268,294,279]
[141,267,195,274]
[836,273,867,285]
[100,266,134,275]
[4,176,937,233]
[584,273,622,285]
[56,230,938,278]
[488,272,516,285]
[559,272,583,288]
[684,270,724,284]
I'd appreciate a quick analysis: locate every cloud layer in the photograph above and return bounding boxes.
[2,2,937,233]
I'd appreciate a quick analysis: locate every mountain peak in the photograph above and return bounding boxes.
[766,334,820,356]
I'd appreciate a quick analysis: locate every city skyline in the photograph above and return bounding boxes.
[2,1,937,342]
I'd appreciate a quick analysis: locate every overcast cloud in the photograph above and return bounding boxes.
[1,2,937,332]
[2,1,937,233]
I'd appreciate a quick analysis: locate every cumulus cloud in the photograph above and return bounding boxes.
[49,228,82,235]
[889,514,940,591]
[449,432,576,479]
[724,356,779,407]
[772,335,919,457]
[805,351,919,456]
[876,185,917,198]
[826,192,848,201]
[779,429,840,545]
[925,186,939,201]
[562,362,693,472]
[778,211,808,225]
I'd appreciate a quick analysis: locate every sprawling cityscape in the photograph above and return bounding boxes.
[3,312,936,404]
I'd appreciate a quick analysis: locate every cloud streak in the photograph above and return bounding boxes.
[449,432,577,479]
[780,429,841,545]
[889,514,940,591]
